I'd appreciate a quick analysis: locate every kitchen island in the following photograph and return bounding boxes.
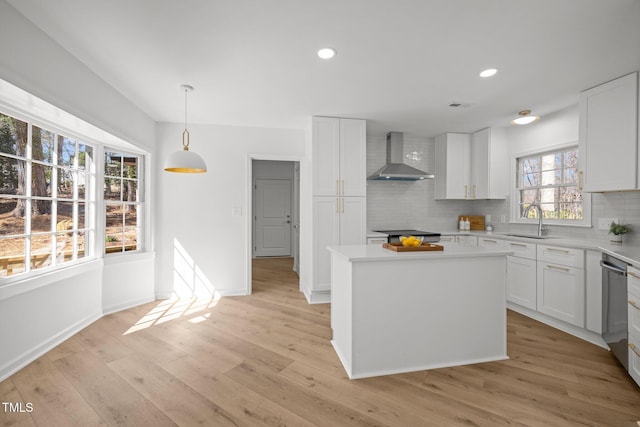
[327,243,512,379]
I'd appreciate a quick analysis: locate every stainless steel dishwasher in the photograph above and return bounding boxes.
[601,253,630,370]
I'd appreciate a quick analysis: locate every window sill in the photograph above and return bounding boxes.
[0,258,103,302]
[510,220,592,228]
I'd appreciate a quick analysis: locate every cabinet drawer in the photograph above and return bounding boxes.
[439,236,457,244]
[367,238,387,245]
[504,240,536,260]
[630,293,640,339]
[629,266,640,297]
[629,333,640,387]
[478,237,505,249]
[537,245,584,268]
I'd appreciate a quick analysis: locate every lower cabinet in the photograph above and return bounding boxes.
[536,262,585,327]
[536,245,585,328]
[629,266,640,386]
[313,196,366,291]
[507,255,537,310]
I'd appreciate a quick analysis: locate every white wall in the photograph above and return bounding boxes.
[0,261,103,380]
[0,1,156,150]
[0,2,157,381]
[155,123,306,299]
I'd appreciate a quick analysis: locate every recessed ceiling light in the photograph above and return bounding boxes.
[479,68,498,78]
[511,109,540,125]
[317,48,336,59]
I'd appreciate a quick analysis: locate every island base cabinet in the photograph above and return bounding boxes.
[330,253,508,379]
[506,256,537,310]
[536,263,585,327]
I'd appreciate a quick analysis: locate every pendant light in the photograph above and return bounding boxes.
[164,84,207,173]
[511,109,540,125]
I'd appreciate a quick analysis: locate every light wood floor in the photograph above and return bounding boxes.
[2,257,639,426]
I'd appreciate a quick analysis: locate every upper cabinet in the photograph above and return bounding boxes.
[471,128,508,199]
[312,117,366,197]
[435,128,507,200]
[579,72,639,192]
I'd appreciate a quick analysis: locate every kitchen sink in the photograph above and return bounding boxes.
[503,233,556,240]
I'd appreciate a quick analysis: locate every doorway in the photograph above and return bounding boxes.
[250,159,300,293]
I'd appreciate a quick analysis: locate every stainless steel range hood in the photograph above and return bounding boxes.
[367,131,434,181]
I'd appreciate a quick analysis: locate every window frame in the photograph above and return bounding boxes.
[103,149,144,255]
[510,142,591,228]
[0,107,98,282]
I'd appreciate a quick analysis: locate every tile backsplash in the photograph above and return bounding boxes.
[366,134,640,247]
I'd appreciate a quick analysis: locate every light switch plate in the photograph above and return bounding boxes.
[598,218,618,230]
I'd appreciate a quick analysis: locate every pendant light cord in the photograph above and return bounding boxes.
[182,86,190,149]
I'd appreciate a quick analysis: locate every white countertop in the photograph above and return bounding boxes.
[328,243,512,262]
[367,229,640,267]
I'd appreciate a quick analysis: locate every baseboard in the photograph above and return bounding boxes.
[303,288,330,304]
[0,311,102,382]
[102,295,156,316]
[507,303,608,349]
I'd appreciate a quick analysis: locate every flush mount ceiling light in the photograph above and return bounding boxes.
[317,47,336,59]
[164,84,207,173]
[511,109,541,125]
[479,68,498,78]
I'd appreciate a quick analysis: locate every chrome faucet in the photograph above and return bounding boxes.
[523,203,546,236]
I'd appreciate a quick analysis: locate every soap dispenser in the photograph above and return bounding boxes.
[464,218,470,231]
[459,217,465,231]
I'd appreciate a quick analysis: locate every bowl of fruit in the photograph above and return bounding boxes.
[399,235,424,247]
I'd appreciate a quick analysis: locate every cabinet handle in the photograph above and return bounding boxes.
[342,180,345,196]
[546,248,570,254]
[630,343,640,358]
[336,198,339,214]
[578,171,583,191]
[630,300,640,310]
[342,198,345,213]
[510,243,528,248]
[547,264,570,272]
[483,239,497,243]
[336,180,339,196]
[464,185,468,199]
[629,271,640,279]
[473,185,476,199]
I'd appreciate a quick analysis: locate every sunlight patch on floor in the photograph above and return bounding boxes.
[124,296,220,335]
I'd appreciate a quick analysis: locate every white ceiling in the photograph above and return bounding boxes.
[7,0,640,138]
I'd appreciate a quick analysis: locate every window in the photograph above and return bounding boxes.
[0,111,95,277]
[104,151,143,253]
[515,146,588,224]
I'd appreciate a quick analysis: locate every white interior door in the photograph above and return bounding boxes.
[254,178,292,257]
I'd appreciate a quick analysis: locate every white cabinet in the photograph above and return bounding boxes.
[312,117,366,197]
[434,133,470,200]
[579,72,639,192]
[312,117,366,295]
[629,266,640,387]
[507,253,537,310]
[439,235,477,246]
[313,197,366,291]
[536,245,585,327]
[367,237,387,245]
[470,128,508,199]
[478,237,505,249]
[505,240,537,310]
[435,128,507,200]
[585,250,603,334]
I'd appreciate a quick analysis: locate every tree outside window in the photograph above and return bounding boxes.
[104,151,142,253]
[0,112,95,277]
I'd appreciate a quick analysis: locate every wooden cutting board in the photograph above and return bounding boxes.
[458,215,485,231]
[383,243,444,252]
